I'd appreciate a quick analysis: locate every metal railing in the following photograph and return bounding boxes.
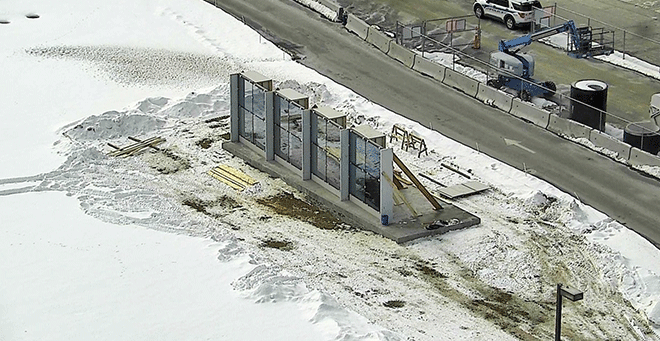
[398,24,660,152]
[548,3,660,66]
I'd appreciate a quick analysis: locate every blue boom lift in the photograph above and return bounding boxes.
[488,20,592,101]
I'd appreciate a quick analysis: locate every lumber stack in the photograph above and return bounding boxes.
[207,165,257,191]
[108,136,165,157]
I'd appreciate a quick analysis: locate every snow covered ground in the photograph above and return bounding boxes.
[2,0,660,340]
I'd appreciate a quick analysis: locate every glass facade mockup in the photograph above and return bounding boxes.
[349,132,381,210]
[274,95,304,170]
[238,78,267,149]
[311,112,342,190]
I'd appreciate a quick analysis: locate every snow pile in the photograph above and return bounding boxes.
[4,0,660,339]
[293,0,339,21]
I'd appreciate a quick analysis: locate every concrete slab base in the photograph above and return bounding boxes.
[222,141,480,243]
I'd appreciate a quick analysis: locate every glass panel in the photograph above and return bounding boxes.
[277,126,288,159]
[354,134,366,170]
[327,120,341,144]
[238,78,246,108]
[243,80,253,114]
[365,174,380,210]
[365,141,381,179]
[290,135,302,170]
[289,103,303,140]
[327,154,340,190]
[312,144,324,179]
[238,107,246,138]
[254,116,266,150]
[350,164,366,201]
[253,86,266,119]
[242,109,254,141]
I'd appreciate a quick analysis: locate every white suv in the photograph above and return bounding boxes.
[474,0,542,30]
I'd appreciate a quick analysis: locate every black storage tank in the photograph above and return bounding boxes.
[624,121,660,155]
[570,80,608,131]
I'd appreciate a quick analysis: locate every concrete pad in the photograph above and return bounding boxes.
[223,141,480,244]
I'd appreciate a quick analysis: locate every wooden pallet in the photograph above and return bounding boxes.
[207,165,257,191]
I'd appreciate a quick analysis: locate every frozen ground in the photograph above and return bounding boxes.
[2,0,660,340]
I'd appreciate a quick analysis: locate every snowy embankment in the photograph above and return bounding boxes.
[2,0,660,340]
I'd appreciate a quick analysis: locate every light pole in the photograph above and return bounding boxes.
[555,283,584,341]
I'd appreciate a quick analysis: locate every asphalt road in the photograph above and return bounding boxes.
[211,0,660,247]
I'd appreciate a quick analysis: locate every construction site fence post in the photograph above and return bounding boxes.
[379,148,394,222]
[265,92,275,161]
[340,129,350,201]
[230,74,240,142]
[302,109,312,180]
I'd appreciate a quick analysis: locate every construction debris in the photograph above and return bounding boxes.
[393,153,443,210]
[108,136,165,157]
[208,165,257,191]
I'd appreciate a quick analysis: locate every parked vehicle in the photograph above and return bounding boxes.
[473,0,542,29]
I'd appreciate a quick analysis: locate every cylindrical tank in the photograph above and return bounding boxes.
[624,121,660,155]
[570,80,608,131]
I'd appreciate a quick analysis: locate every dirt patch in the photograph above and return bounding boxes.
[196,138,214,149]
[260,239,294,251]
[182,195,241,218]
[415,262,448,278]
[383,300,406,308]
[256,192,343,230]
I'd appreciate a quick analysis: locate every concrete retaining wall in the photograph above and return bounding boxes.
[345,14,369,40]
[547,115,593,139]
[412,55,446,81]
[629,148,660,166]
[509,100,550,129]
[317,0,341,12]
[365,27,392,54]
[589,131,632,160]
[442,68,479,97]
[386,42,416,68]
[475,83,513,113]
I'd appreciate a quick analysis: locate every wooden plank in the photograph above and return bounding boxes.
[127,138,165,156]
[441,163,471,179]
[110,136,161,156]
[393,153,443,210]
[215,165,257,185]
[382,171,418,217]
[209,168,247,189]
[418,173,446,188]
[394,170,413,185]
[128,136,162,151]
[210,169,247,189]
[208,170,244,191]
